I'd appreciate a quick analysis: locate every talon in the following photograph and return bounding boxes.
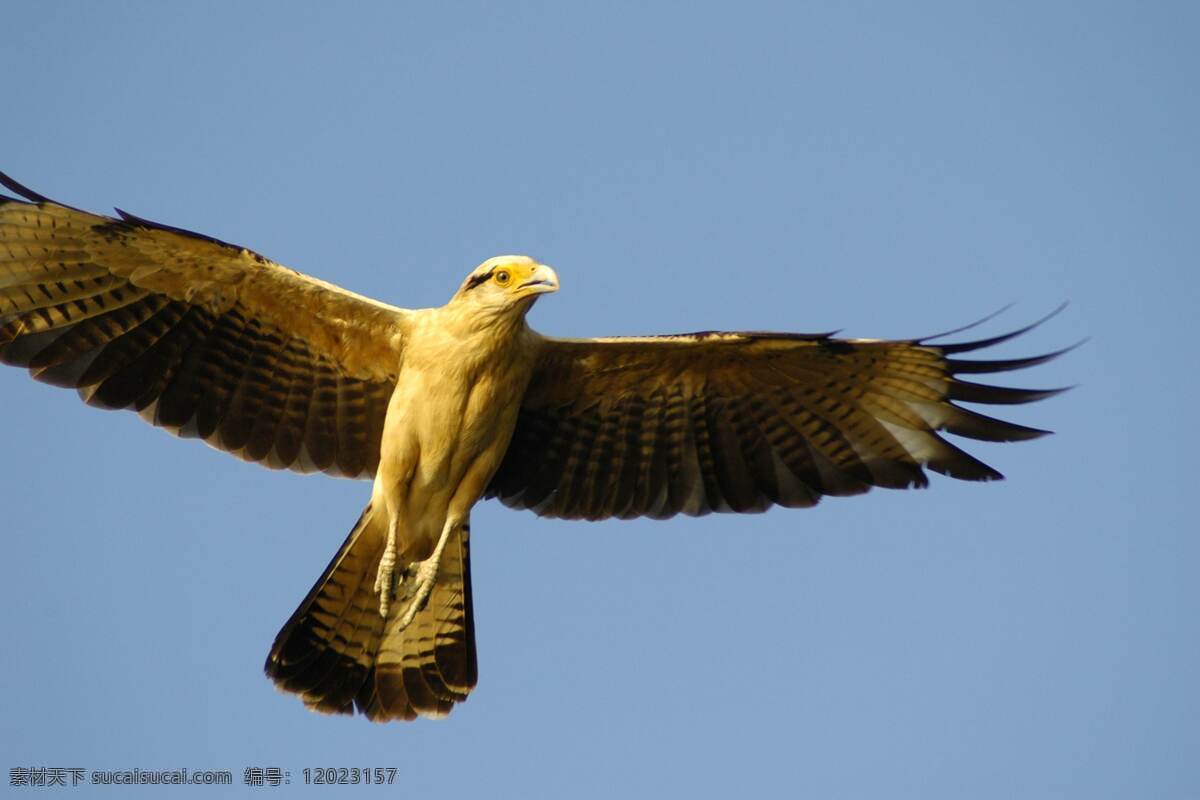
[378,516,459,627]
[375,528,399,618]
[395,559,439,629]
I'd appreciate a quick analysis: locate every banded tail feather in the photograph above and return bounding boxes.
[265,505,478,721]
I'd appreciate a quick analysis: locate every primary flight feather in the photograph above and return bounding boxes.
[0,172,1069,721]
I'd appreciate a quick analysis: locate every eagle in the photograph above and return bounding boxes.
[0,172,1070,722]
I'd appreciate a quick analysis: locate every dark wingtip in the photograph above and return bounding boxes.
[946,338,1087,375]
[931,303,1070,355]
[947,381,1073,405]
[0,170,53,204]
[919,303,1016,342]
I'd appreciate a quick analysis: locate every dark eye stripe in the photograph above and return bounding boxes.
[464,268,495,291]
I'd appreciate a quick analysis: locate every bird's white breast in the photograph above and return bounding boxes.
[371,308,537,560]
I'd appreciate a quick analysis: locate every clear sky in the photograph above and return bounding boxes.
[2,2,1196,798]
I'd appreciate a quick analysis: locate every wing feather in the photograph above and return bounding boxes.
[0,174,407,478]
[488,321,1069,521]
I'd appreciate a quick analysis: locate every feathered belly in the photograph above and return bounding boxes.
[372,361,527,560]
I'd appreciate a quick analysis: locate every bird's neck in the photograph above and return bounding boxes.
[433,300,533,345]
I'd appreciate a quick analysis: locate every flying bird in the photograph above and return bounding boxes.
[0,172,1070,722]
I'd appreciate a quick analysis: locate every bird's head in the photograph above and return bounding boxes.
[450,256,559,317]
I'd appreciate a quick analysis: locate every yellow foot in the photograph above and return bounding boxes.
[394,558,440,630]
[373,533,399,618]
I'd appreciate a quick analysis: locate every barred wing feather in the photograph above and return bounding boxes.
[0,173,407,479]
[488,323,1069,520]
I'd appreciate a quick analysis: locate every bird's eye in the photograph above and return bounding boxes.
[494,270,512,286]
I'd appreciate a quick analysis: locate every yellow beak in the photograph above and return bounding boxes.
[519,263,559,295]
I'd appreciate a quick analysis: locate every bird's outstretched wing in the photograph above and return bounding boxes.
[0,173,407,478]
[487,319,1072,520]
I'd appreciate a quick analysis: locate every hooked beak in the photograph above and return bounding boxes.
[519,263,559,295]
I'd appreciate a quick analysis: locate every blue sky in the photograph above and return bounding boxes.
[2,2,1196,797]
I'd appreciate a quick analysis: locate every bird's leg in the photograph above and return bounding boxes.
[374,517,401,618]
[392,517,465,630]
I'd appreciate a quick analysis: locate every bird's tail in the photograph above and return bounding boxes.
[264,503,477,721]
